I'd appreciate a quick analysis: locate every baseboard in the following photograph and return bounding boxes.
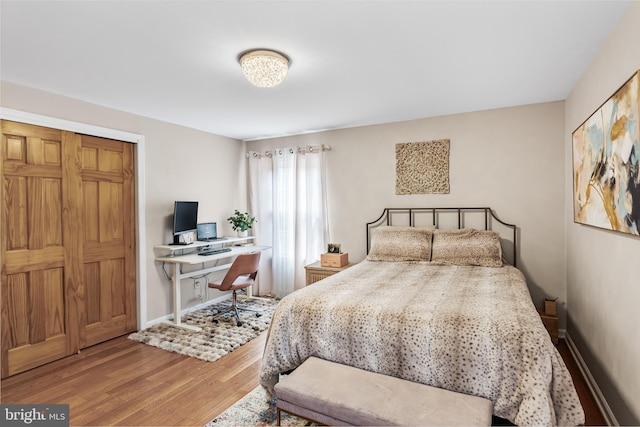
[565,332,618,426]
[145,293,232,329]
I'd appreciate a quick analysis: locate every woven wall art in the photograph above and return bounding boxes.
[396,139,450,194]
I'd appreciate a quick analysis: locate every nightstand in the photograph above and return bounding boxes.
[537,299,559,345]
[305,261,356,285]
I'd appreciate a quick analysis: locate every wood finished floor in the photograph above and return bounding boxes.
[1,332,606,426]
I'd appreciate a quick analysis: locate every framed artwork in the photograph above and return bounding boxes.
[572,70,640,236]
[396,139,450,194]
[327,243,341,254]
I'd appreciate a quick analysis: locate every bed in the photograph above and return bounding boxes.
[259,208,585,426]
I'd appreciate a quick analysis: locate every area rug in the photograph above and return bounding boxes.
[128,298,277,362]
[206,384,313,427]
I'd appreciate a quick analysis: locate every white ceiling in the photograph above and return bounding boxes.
[0,1,631,141]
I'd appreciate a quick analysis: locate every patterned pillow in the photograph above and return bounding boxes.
[367,226,433,262]
[431,229,503,267]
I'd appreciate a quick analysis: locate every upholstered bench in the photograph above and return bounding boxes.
[274,357,493,426]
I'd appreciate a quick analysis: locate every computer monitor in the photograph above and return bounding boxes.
[197,222,217,241]
[172,201,198,244]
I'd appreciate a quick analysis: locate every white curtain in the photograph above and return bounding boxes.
[247,151,273,297]
[272,148,297,297]
[248,146,329,298]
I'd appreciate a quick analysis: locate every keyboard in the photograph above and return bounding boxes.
[198,247,232,256]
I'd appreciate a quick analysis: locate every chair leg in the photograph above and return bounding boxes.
[210,304,234,324]
[234,293,263,318]
[212,290,260,326]
[233,304,263,316]
[212,291,243,326]
[232,291,241,326]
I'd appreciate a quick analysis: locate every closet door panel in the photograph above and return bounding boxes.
[79,135,136,348]
[0,270,67,375]
[1,122,76,378]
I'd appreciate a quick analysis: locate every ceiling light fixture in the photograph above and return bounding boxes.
[239,49,289,88]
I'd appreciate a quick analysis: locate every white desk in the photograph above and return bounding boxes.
[155,237,270,332]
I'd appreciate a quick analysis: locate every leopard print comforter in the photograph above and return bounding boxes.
[259,260,585,426]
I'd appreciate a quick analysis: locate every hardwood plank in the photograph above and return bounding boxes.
[557,339,607,426]
[1,330,268,426]
[0,333,606,426]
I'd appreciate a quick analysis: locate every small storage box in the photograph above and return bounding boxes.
[320,252,349,267]
[544,299,557,316]
[537,309,559,345]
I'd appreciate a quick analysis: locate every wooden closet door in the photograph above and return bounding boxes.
[1,122,137,378]
[1,121,79,378]
[79,135,136,348]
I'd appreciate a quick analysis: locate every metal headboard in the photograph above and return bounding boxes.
[366,207,517,267]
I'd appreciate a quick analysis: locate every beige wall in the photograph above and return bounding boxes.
[1,84,570,330]
[1,81,247,323]
[564,2,640,425]
[248,101,567,322]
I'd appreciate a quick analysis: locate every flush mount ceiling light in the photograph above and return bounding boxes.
[239,49,289,88]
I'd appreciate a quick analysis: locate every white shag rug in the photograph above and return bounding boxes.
[206,384,313,427]
[128,298,277,362]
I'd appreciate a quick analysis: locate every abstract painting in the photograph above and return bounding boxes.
[396,139,450,194]
[573,70,640,236]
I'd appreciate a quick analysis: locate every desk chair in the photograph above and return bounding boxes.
[208,252,262,326]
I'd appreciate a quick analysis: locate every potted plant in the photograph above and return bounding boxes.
[227,210,256,237]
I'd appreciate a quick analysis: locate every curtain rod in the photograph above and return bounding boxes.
[246,144,331,158]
